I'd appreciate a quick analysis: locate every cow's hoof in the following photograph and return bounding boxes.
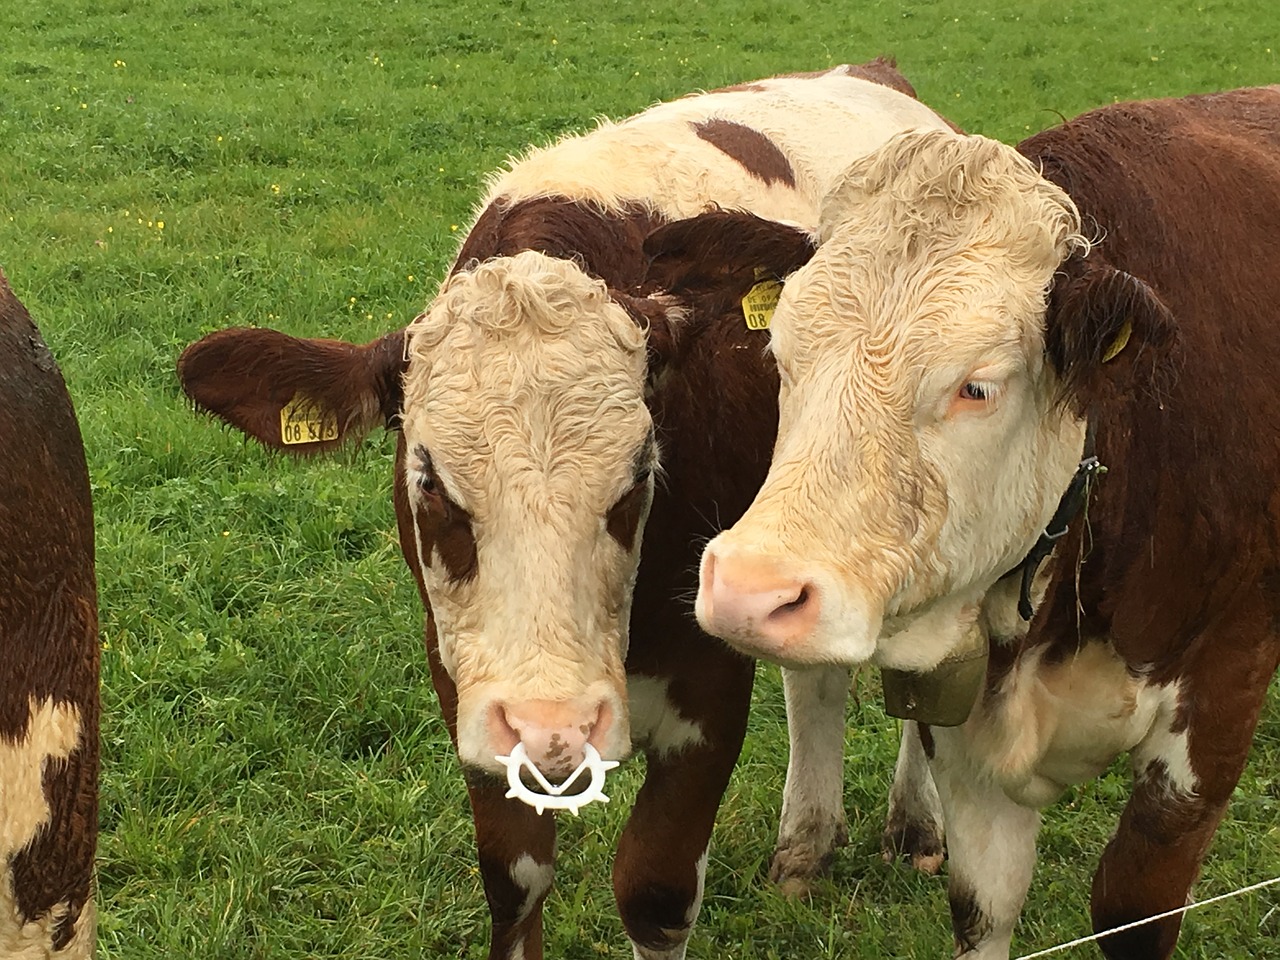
[881,817,945,875]
[774,876,815,900]
[762,829,844,890]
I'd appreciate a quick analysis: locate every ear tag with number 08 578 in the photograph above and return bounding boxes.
[279,392,338,445]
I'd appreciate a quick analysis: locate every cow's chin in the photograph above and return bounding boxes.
[718,579,987,673]
[872,589,986,672]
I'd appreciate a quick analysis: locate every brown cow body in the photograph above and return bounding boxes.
[0,271,99,957]
[179,64,957,958]
[685,87,1280,959]
[994,86,1280,959]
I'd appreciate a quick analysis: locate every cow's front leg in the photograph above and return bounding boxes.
[465,772,558,960]
[929,725,1039,959]
[769,664,850,893]
[882,719,946,874]
[425,622,557,960]
[1090,640,1276,960]
[614,665,753,959]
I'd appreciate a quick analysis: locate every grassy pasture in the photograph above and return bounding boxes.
[2,0,1279,956]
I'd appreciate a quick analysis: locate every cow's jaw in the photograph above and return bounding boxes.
[398,251,655,779]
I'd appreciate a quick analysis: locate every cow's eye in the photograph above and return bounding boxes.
[417,470,440,496]
[414,445,441,498]
[606,475,652,550]
[959,381,990,402]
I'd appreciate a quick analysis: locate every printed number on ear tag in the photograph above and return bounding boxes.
[742,269,783,331]
[495,743,621,816]
[280,393,339,445]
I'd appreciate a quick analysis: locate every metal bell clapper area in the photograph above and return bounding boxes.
[495,743,621,816]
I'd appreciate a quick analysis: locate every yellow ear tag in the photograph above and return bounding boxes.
[742,269,783,331]
[280,392,339,445]
[1101,318,1133,363]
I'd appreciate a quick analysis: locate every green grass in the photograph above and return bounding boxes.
[2,1,1278,957]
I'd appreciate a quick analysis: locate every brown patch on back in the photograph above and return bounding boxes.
[691,119,796,188]
[0,273,98,943]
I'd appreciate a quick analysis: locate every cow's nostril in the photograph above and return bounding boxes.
[772,584,811,617]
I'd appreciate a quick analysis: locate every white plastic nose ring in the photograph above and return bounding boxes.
[494,742,621,816]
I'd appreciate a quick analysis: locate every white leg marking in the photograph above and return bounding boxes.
[629,847,707,960]
[0,697,90,958]
[627,676,704,758]
[1131,680,1198,797]
[509,854,554,924]
[884,719,945,873]
[931,725,1039,959]
[0,889,95,960]
[771,665,848,886]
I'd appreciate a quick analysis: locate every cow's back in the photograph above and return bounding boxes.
[1020,87,1280,670]
[483,67,954,227]
[0,271,98,956]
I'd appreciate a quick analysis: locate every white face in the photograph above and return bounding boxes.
[399,251,656,777]
[696,131,1090,671]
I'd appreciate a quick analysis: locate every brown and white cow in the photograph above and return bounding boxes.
[690,87,1280,958]
[178,63,955,958]
[0,270,99,958]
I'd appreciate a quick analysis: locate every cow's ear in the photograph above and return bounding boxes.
[177,327,407,453]
[609,290,685,374]
[1044,255,1178,409]
[641,208,817,302]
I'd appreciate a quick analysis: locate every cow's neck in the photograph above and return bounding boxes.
[452,195,666,289]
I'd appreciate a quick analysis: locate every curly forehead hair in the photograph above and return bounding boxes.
[818,128,1091,261]
[407,250,647,357]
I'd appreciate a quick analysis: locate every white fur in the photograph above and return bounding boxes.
[698,130,1091,672]
[484,74,952,226]
[963,641,1180,807]
[930,724,1039,959]
[509,854,554,923]
[405,77,955,774]
[771,666,848,879]
[922,649,1190,957]
[1130,679,1197,797]
[0,698,91,959]
[884,719,945,872]
[627,676,704,758]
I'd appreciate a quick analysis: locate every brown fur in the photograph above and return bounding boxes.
[178,328,405,453]
[408,445,479,584]
[691,119,797,187]
[1012,87,1280,958]
[455,196,664,287]
[0,269,99,949]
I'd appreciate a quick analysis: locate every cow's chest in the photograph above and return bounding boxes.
[963,641,1184,808]
[626,674,706,759]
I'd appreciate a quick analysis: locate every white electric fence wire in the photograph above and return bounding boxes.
[1013,874,1280,959]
